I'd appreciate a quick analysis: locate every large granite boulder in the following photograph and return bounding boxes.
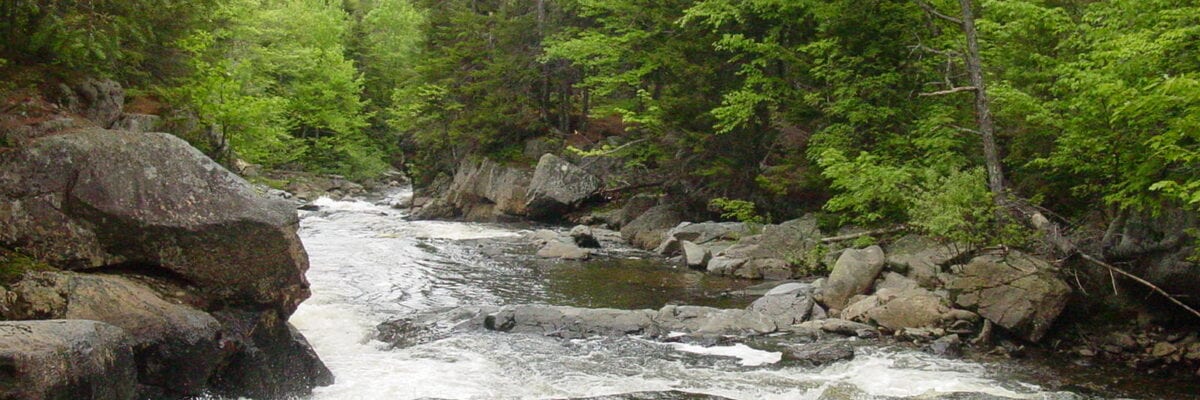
[621,204,684,250]
[946,250,1071,342]
[840,287,978,332]
[525,154,602,220]
[0,129,331,397]
[885,235,969,289]
[0,129,311,314]
[3,272,222,396]
[814,246,886,311]
[417,157,533,221]
[748,283,817,328]
[0,320,137,400]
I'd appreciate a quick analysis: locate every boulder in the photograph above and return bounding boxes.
[655,305,777,336]
[57,78,125,128]
[664,222,748,244]
[791,318,878,338]
[745,258,793,280]
[616,194,658,229]
[3,272,223,396]
[537,240,592,260]
[570,225,601,248]
[0,320,137,400]
[946,250,1071,342]
[620,205,684,250]
[210,310,334,399]
[885,235,968,288]
[748,283,816,328]
[112,113,162,133]
[525,154,602,220]
[840,287,977,332]
[781,341,855,366]
[682,241,711,268]
[425,157,533,221]
[706,256,748,276]
[814,246,886,311]
[0,129,311,314]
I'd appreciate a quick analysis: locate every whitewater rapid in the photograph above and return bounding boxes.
[289,191,1078,400]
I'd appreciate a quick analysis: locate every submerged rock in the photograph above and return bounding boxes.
[571,225,602,248]
[0,320,137,400]
[537,239,592,260]
[946,250,1070,342]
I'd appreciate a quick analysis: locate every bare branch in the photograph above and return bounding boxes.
[1080,252,1200,320]
[916,0,963,24]
[919,86,977,96]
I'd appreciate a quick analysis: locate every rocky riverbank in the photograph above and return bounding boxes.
[407,151,1200,385]
[0,79,331,399]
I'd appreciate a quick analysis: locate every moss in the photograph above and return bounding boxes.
[0,249,54,286]
[248,175,291,191]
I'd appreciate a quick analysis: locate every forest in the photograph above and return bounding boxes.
[2,0,1198,245]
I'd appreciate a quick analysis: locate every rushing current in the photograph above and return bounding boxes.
[289,189,1087,400]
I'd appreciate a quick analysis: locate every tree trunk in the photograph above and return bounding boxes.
[959,0,1006,208]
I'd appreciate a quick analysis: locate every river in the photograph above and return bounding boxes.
[286,189,1155,400]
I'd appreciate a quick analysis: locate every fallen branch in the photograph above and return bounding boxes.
[820,226,910,244]
[1079,252,1200,320]
[1013,200,1200,321]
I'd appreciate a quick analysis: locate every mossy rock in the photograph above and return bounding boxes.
[0,249,54,286]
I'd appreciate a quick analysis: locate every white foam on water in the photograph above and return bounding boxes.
[667,343,782,367]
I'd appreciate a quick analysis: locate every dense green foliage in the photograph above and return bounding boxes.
[4,0,1197,243]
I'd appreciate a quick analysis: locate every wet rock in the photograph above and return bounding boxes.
[537,240,592,260]
[525,154,602,220]
[946,250,1070,342]
[209,310,334,399]
[0,129,312,314]
[782,341,855,366]
[570,225,602,248]
[379,304,781,344]
[0,320,137,400]
[682,240,712,268]
[885,235,968,288]
[3,272,222,396]
[489,306,658,338]
[621,205,684,250]
[376,306,498,348]
[929,334,963,358]
[815,246,887,310]
[655,305,777,336]
[749,283,816,328]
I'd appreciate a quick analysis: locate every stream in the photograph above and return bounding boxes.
[287,189,1182,400]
